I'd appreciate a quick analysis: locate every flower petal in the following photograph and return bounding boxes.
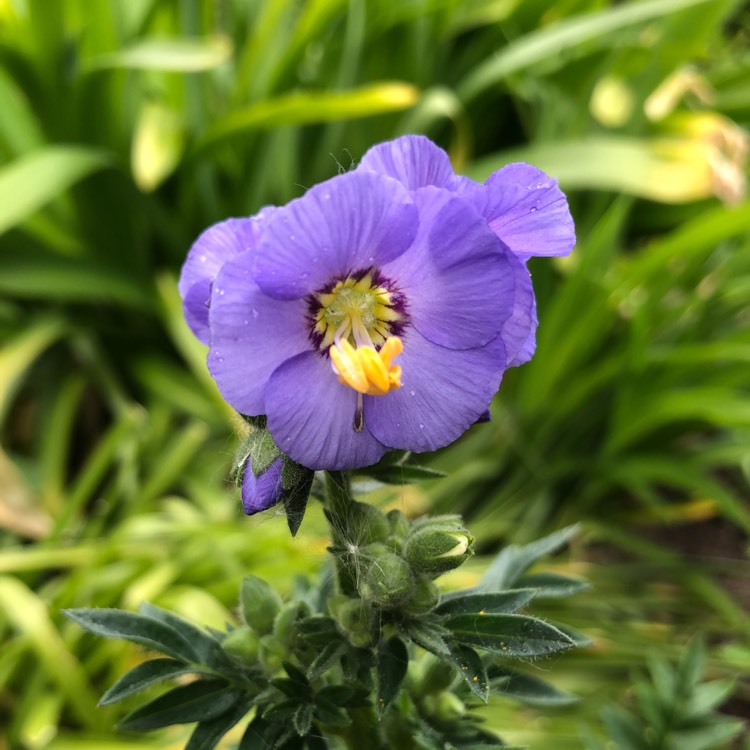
[265,351,388,470]
[254,171,418,300]
[357,135,460,191]
[208,254,310,416]
[178,212,274,343]
[365,327,506,452]
[242,456,284,515]
[381,188,515,350]
[481,164,575,259]
[501,254,538,367]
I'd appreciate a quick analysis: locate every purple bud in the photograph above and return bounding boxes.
[242,456,285,515]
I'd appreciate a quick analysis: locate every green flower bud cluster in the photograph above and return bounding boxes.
[336,509,474,621]
[222,574,306,674]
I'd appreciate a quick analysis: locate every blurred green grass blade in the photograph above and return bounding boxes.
[193,83,420,154]
[468,136,718,204]
[0,576,101,728]
[459,0,712,101]
[0,147,112,237]
[0,68,44,155]
[0,318,65,424]
[87,35,232,71]
[0,252,157,311]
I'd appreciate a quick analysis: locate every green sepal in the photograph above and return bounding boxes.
[488,667,577,707]
[118,679,242,731]
[447,613,575,658]
[99,657,197,706]
[376,636,408,716]
[307,641,346,680]
[65,607,200,663]
[436,589,537,617]
[282,458,314,537]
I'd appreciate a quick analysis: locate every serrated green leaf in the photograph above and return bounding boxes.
[293,703,313,736]
[99,658,195,706]
[447,613,574,658]
[445,644,489,703]
[479,526,579,592]
[185,697,254,750]
[119,679,241,731]
[437,590,537,617]
[65,608,199,662]
[515,572,590,598]
[262,698,301,724]
[377,637,408,716]
[489,668,577,707]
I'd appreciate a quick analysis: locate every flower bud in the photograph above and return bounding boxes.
[345,502,390,545]
[222,626,260,665]
[258,634,287,673]
[358,550,414,609]
[241,456,285,515]
[405,517,474,577]
[240,575,282,635]
[273,601,307,647]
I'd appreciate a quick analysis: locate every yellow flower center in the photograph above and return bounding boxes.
[310,271,405,408]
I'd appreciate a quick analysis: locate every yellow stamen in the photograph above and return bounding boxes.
[330,336,403,397]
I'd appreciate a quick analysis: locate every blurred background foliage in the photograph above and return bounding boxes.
[0,0,748,748]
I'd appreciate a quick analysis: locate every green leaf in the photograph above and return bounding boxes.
[401,618,452,658]
[376,637,408,716]
[185,697,254,750]
[436,590,537,617]
[307,641,346,681]
[99,658,196,706]
[515,573,590,598]
[459,0,712,100]
[194,83,419,154]
[139,603,227,667]
[293,703,313,736]
[0,146,111,237]
[0,251,157,311]
[239,716,283,750]
[489,668,577,707]
[359,463,447,484]
[445,644,489,703]
[65,608,200,662]
[88,36,233,71]
[119,679,241,731]
[479,525,579,592]
[447,613,575,658]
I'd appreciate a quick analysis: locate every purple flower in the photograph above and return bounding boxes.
[242,456,284,515]
[180,136,574,471]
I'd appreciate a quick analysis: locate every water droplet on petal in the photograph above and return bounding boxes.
[530,206,537,213]
[419,423,424,429]
[409,389,416,396]
[252,309,259,319]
